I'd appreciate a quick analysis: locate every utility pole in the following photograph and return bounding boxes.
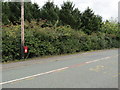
[118,1,120,29]
[118,1,120,23]
[21,0,24,59]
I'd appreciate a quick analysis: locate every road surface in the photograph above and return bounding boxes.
[1,49,119,88]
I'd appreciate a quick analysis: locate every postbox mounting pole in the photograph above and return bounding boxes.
[21,0,24,59]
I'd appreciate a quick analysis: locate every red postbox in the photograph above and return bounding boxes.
[23,46,28,53]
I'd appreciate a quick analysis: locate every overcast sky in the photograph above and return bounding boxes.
[31,0,119,21]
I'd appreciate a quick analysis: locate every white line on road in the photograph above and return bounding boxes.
[85,57,110,64]
[0,67,69,85]
[1,54,119,85]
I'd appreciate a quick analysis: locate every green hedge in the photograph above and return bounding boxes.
[2,23,120,62]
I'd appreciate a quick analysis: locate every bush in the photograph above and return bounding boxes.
[2,22,120,62]
[2,25,21,62]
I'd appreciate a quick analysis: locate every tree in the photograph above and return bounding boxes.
[40,1,59,26]
[59,1,82,30]
[24,2,33,22]
[72,8,82,29]
[2,1,41,25]
[2,2,10,25]
[24,2,41,22]
[2,2,21,25]
[81,7,103,34]
[32,3,41,20]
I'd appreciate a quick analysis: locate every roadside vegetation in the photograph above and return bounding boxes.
[2,1,120,62]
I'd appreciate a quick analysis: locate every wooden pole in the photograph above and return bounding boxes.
[21,0,24,59]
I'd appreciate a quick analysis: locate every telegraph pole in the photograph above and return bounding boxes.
[21,0,24,59]
[118,1,120,23]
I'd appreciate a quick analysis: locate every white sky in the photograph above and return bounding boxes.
[31,0,119,20]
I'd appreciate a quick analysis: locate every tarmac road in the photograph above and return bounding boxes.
[1,49,119,88]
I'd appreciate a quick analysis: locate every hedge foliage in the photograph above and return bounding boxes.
[2,21,120,62]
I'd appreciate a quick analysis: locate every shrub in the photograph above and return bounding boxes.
[2,22,120,62]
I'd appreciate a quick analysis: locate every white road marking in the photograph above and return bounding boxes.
[0,67,69,85]
[86,57,110,64]
[1,54,119,85]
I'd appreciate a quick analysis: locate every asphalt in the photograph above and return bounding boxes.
[1,49,119,88]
